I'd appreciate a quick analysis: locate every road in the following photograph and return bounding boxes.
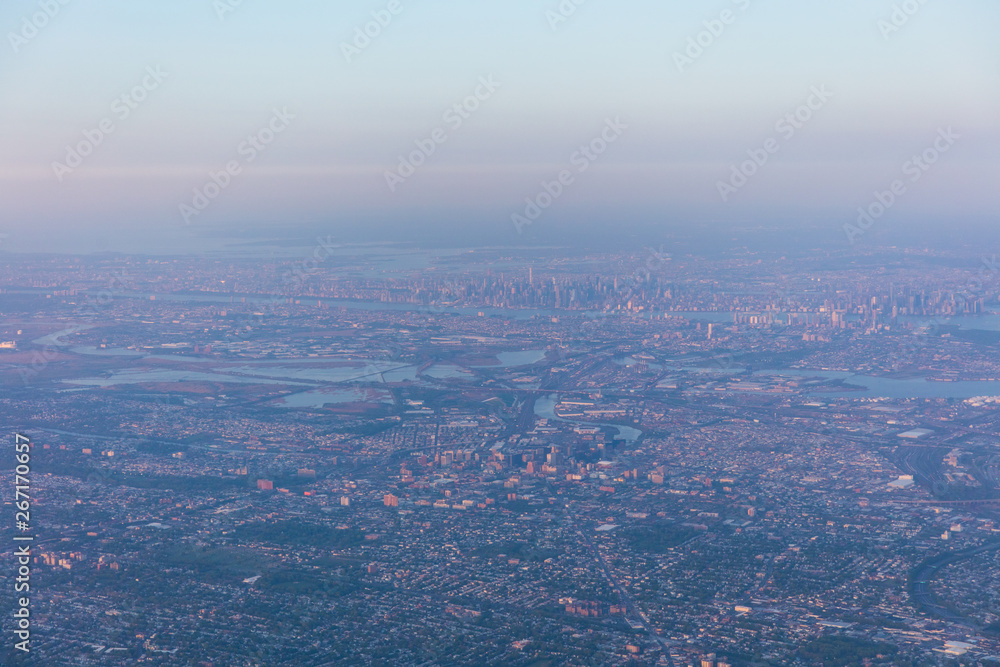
[557,495,675,665]
[909,540,1000,626]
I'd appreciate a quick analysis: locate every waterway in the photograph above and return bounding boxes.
[664,365,1000,400]
[278,387,394,408]
[751,369,1000,400]
[534,394,642,443]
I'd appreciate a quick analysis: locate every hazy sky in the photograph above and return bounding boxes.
[0,0,998,252]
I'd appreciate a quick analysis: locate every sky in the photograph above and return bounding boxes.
[0,0,998,252]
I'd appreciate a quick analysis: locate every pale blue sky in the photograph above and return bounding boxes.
[0,0,997,251]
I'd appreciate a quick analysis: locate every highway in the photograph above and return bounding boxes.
[555,493,676,665]
[909,541,1000,626]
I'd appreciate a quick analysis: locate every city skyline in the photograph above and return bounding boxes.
[4,3,1000,665]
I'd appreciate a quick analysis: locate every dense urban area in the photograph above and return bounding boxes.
[3,242,1000,666]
